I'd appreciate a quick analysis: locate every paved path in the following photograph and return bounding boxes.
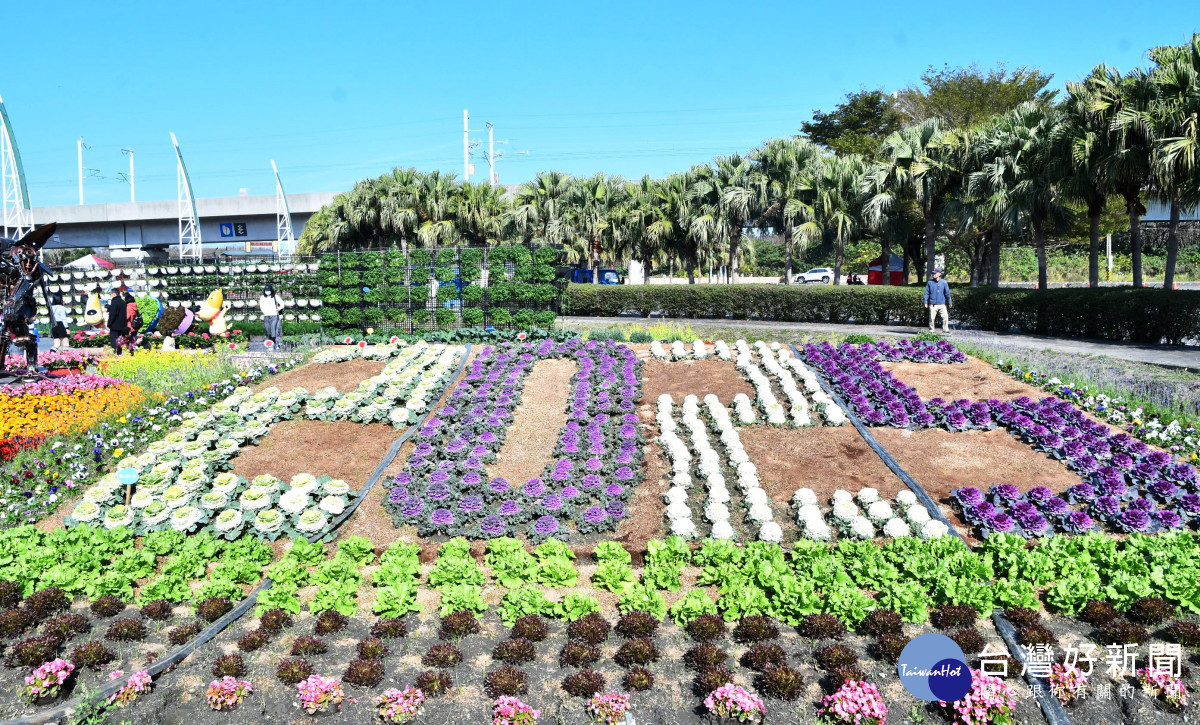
[561,316,1200,371]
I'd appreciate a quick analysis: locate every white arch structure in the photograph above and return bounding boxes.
[170,132,202,262]
[271,159,295,256]
[0,94,33,241]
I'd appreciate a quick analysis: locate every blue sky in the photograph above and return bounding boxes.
[5,0,1196,206]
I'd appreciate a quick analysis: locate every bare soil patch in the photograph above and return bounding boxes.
[487,358,576,486]
[641,358,754,404]
[230,419,397,488]
[872,426,1083,543]
[882,357,1044,401]
[740,425,908,504]
[254,358,384,393]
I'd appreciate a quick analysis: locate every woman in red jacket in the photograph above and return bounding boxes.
[121,291,140,354]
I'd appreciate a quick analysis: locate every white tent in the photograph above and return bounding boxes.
[62,254,116,270]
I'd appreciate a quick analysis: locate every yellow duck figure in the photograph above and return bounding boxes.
[83,291,103,327]
[197,289,223,322]
[208,302,232,335]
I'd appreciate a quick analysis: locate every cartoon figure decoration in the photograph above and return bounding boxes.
[208,301,232,335]
[84,289,104,327]
[197,289,223,322]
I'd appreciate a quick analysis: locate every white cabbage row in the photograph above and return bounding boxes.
[791,487,949,541]
[650,339,734,362]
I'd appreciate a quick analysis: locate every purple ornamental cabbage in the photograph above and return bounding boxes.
[605,500,626,519]
[1178,493,1200,516]
[479,515,505,537]
[459,495,484,514]
[1146,479,1178,500]
[498,500,522,517]
[522,478,547,498]
[1116,508,1151,533]
[990,484,1021,503]
[394,472,415,487]
[388,486,410,503]
[1027,486,1054,504]
[1066,483,1097,503]
[1040,497,1069,516]
[985,512,1015,533]
[583,506,607,524]
[401,498,425,518]
[1062,511,1095,534]
[580,474,602,490]
[425,481,451,501]
[953,487,985,509]
[561,485,582,500]
[1155,510,1184,529]
[1091,495,1121,518]
[430,508,454,526]
[1128,497,1155,514]
[614,466,635,481]
[532,516,560,536]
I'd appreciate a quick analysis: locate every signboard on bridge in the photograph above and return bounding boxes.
[219,223,248,238]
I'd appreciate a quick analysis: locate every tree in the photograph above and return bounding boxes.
[864,119,964,282]
[1147,34,1200,289]
[801,89,904,156]
[560,174,626,283]
[454,182,508,246]
[510,171,572,243]
[1062,72,1118,287]
[811,154,869,284]
[973,102,1069,290]
[691,154,765,282]
[1094,66,1157,287]
[751,137,823,283]
[897,63,1056,129]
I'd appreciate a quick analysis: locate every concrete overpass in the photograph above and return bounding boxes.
[31,192,339,251]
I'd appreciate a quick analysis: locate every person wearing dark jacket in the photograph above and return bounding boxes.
[122,291,140,354]
[107,287,128,354]
[923,268,952,332]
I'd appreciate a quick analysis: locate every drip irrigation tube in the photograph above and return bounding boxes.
[789,344,1071,725]
[2,344,472,725]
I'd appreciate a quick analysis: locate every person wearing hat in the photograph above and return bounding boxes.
[923,268,952,333]
[258,284,284,348]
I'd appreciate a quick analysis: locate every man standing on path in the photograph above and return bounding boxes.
[106,286,128,354]
[923,268,952,332]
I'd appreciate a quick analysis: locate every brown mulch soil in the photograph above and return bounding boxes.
[640,358,754,404]
[739,425,908,505]
[253,358,384,393]
[230,419,398,488]
[882,357,1045,402]
[872,426,1084,543]
[486,358,576,486]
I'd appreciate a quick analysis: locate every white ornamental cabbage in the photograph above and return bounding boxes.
[130,490,155,509]
[849,516,876,539]
[745,488,770,507]
[792,487,818,507]
[748,503,774,523]
[883,518,912,538]
[289,473,318,494]
[831,500,859,523]
[737,471,760,491]
[758,521,783,543]
[72,500,101,522]
[253,509,285,534]
[803,520,833,541]
[866,501,894,524]
[170,505,201,532]
[279,489,309,515]
[831,489,853,504]
[729,449,750,465]
[142,502,171,526]
[824,405,848,426]
[666,501,692,521]
[239,489,271,511]
[323,479,350,497]
[672,472,692,488]
[319,496,346,516]
[895,490,917,509]
[200,491,230,511]
[104,505,135,530]
[214,508,243,532]
[670,518,698,539]
[920,520,949,539]
[907,506,932,525]
[857,488,880,504]
[296,508,328,533]
[212,473,240,494]
[711,521,735,540]
[706,487,730,506]
[704,503,730,523]
[796,504,825,526]
[163,485,191,509]
[664,487,688,505]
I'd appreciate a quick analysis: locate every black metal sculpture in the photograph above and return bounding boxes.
[0,223,56,374]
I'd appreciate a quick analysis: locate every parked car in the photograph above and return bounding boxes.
[795,267,833,284]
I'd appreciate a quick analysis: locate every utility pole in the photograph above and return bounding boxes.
[487,123,494,185]
[121,148,135,202]
[463,110,469,181]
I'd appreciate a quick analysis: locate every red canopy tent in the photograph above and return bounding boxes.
[867,253,904,285]
[63,254,116,270]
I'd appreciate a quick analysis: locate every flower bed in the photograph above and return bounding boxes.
[383,338,643,541]
[0,376,148,441]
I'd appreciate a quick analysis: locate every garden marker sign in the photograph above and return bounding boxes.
[116,467,139,505]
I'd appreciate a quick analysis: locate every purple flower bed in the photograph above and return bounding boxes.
[382,338,643,541]
[803,342,989,431]
[861,339,968,364]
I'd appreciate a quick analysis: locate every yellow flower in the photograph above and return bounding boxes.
[113,448,124,458]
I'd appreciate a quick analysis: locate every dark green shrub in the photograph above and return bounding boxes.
[628,331,653,343]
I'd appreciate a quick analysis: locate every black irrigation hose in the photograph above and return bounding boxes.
[789,345,1071,725]
[1,344,472,725]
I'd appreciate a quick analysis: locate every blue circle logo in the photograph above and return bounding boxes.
[898,633,972,702]
[116,467,140,486]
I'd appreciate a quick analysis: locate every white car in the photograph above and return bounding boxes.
[794,267,833,284]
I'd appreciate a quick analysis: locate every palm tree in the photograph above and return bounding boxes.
[560,174,626,283]
[510,171,572,243]
[619,176,664,283]
[974,102,1069,290]
[412,170,460,249]
[455,181,508,246]
[1093,66,1157,288]
[1062,72,1116,288]
[692,155,765,282]
[864,119,964,282]
[752,138,822,283]
[1147,34,1200,289]
[812,154,869,284]
[379,168,420,254]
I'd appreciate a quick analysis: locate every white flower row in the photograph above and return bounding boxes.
[790,487,948,541]
[313,340,422,364]
[650,339,734,362]
[303,343,460,427]
[780,355,847,426]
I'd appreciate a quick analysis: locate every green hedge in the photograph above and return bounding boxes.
[564,284,1200,344]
